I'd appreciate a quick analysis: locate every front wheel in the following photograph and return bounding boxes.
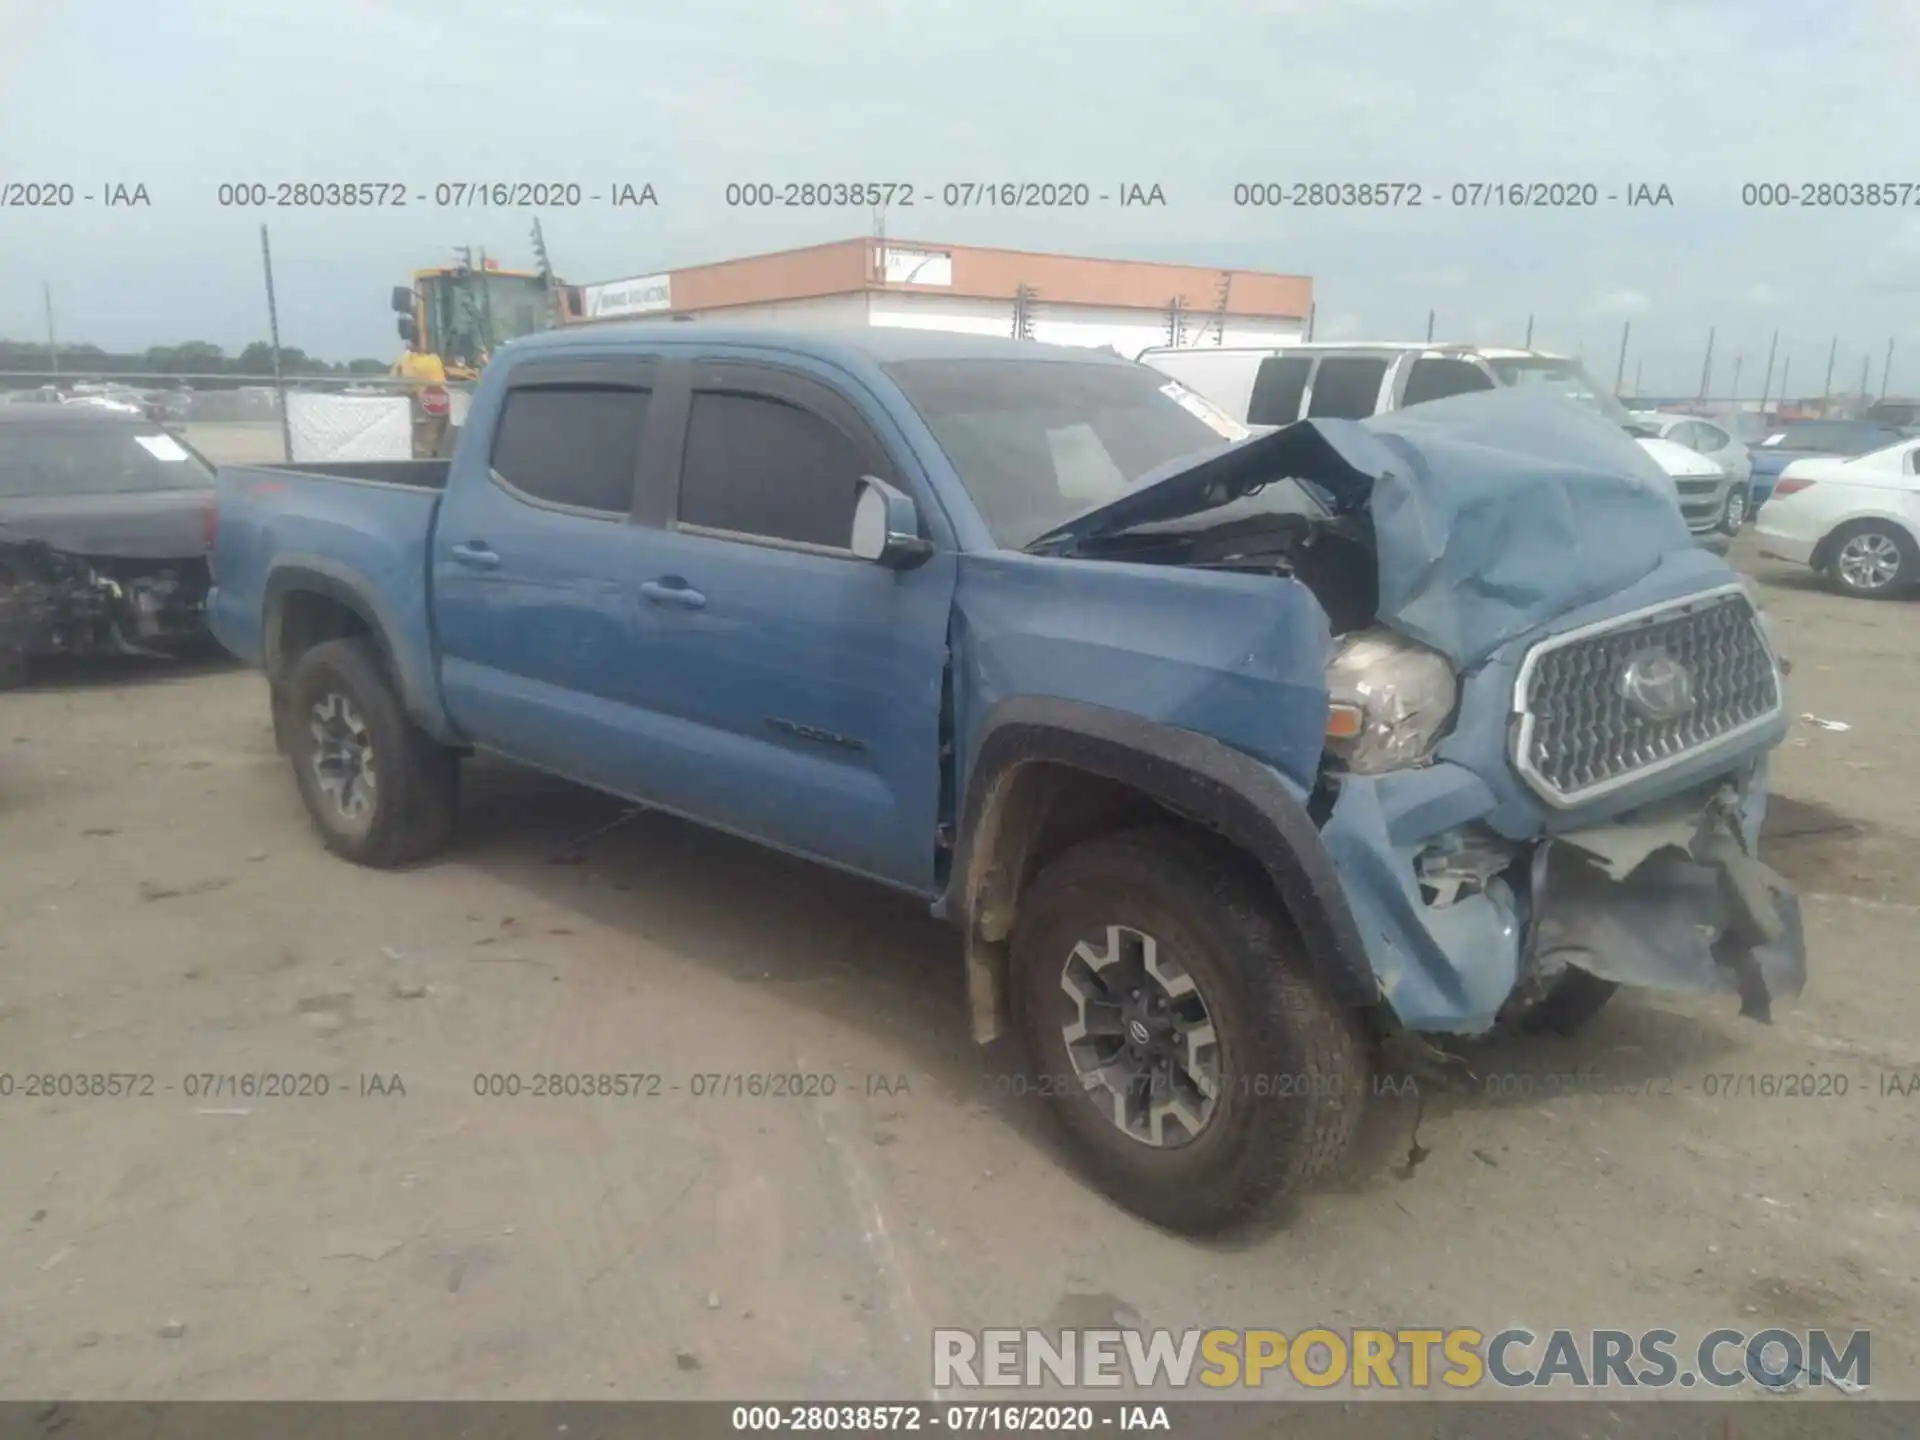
[1720,482,1751,534]
[1010,827,1368,1234]
[1824,520,1917,599]
[285,638,459,867]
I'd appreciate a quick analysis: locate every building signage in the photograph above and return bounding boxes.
[583,272,674,319]
[879,246,953,287]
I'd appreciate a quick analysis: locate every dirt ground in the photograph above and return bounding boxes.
[1,532,1916,1405]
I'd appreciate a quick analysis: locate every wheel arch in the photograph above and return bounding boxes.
[944,696,1385,1046]
[261,556,451,738]
[1811,510,1920,574]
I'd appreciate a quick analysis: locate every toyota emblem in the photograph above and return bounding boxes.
[1619,647,1696,723]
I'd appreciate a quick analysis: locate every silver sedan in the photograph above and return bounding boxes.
[1632,411,1756,530]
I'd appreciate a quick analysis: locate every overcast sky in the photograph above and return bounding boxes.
[2,0,1917,395]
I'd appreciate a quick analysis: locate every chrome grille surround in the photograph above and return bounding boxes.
[1511,583,1784,808]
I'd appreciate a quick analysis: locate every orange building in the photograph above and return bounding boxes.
[568,238,1312,359]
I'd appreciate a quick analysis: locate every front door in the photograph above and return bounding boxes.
[614,357,957,893]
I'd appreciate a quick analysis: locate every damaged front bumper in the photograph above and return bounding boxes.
[0,541,211,659]
[1319,760,1807,1034]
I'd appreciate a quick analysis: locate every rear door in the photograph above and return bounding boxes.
[613,357,957,892]
[431,356,670,789]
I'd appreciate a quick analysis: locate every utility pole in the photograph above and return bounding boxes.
[1524,314,1534,348]
[1697,327,1716,401]
[1821,335,1838,412]
[1304,302,1315,341]
[258,224,293,463]
[1011,283,1036,341]
[41,282,59,378]
[1633,358,1643,396]
[530,217,565,327]
[1210,271,1233,346]
[1731,355,1742,400]
[1779,356,1791,414]
[1425,309,1435,342]
[1614,320,1631,393]
[1165,296,1187,348]
[1758,329,1778,413]
[1882,337,1896,400]
[1860,355,1871,406]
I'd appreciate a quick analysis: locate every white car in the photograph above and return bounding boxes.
[1629,411,1755,531]
[1754,435,1920,598]
[1136,343,1732,547]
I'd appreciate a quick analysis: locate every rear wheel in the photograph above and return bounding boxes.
[1010,827,1368,1234]
[285,638,458,866]
[1824,520,1917,599]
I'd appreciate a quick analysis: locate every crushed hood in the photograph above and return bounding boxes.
[0,488,214,561]
[1031,388,1700,667]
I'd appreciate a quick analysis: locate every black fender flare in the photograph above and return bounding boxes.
[943,695,1382,1044]
[260,556,445,736]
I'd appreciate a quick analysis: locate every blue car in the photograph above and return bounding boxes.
[1751,420,1907,508]
[206,327,1805,1233]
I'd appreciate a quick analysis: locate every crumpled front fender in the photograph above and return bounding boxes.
[1319,762,1523,1033]
[1321,759,1806,1034]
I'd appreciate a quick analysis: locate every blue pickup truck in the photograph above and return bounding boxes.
[210,327,1806,1233]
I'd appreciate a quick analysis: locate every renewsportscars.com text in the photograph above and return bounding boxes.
[933,1326,1870,1392]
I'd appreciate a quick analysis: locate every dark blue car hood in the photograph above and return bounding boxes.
[1031,388,1701,667]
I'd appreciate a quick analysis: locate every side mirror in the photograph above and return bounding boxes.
[851,476,933,569]
[390,285,415,315]
[396,315,418,345]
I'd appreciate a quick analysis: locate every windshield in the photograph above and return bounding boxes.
[0,425,214,499]
[1761,421,1900,454]
[422,272,552,365]
[1487,356,1633,425]
[883,358,1247,548]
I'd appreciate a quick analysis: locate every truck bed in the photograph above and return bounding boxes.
[249,459,452,490]
[206,461,447,734]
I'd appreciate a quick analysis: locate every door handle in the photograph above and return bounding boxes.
[450,541,500,570]
[639,578,707,611]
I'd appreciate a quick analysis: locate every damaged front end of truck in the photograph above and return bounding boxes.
[1028,387,1806,1037]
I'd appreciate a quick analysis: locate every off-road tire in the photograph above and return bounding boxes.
[285,637,458,867]
[1822,519,1918,600]
[1010,826,1369,1234]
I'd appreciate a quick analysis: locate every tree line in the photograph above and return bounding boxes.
[0,339,388,379]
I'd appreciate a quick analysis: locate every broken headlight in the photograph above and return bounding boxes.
[1324,629,1458,774]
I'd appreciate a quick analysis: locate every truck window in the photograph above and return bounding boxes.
[489,386,649,515]
[677,391,866,549]
[1247,355,1311,425]
[1402,357,1496,406]
[1306,357,1389,419]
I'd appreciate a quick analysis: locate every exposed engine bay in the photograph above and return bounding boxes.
[1066,500,1381,636]
[0,537,212,662]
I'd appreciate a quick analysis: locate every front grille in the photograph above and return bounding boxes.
[1513,588,1781,806]
[1675,477,1721,496]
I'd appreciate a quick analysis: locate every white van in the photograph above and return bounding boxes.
[1136,343,1740,546]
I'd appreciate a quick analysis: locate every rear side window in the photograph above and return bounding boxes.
[1247,355,1311,425]
[1402,357,1496,406]
[678,392,865,549]
[1307,358,1390,418]
[490,386,648,514]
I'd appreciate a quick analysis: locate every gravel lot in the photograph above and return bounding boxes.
[1,533,1916,1404]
